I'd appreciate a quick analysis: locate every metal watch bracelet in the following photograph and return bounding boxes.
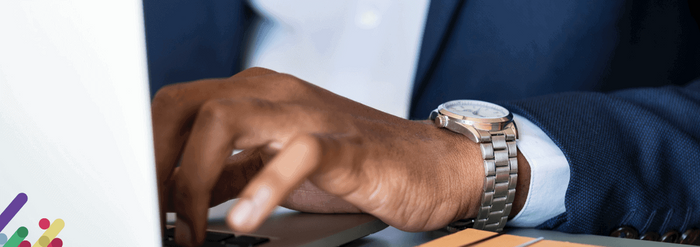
[447,131,518,232]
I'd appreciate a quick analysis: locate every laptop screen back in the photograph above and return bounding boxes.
[0,1,161,246]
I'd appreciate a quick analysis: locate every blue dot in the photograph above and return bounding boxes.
[0,233,7,245]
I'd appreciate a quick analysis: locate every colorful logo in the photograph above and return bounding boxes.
[0,193,64,247]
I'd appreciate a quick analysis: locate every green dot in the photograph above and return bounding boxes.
[17,227,28,238]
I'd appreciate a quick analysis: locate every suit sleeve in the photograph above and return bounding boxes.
[499,79,700,235]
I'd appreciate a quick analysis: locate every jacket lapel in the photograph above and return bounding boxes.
[411,0,464,107]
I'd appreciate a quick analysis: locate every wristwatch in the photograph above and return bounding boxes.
[429,99,518,232]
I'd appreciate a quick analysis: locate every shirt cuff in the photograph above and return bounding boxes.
[507,114,570,227]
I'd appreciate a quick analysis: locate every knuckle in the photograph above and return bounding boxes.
[267,73,311,94]
[244,98,279,111]
[154,83,183,100]
[278,73,306,87]
[245,67,276,75]
[151,85,190,125]
[152,83,186,109]
[196,98,279,129]
[197,99,230,125]
[235,72,315,101]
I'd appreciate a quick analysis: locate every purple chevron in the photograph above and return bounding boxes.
[0,193,28,233]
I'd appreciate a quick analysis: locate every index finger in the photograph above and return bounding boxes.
[227,134,363,233]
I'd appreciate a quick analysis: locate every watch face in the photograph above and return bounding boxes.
[443,100,509,119]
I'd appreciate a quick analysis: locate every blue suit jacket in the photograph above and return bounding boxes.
[143,0,700,236]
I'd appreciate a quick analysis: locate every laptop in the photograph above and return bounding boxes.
[0,1,387,246]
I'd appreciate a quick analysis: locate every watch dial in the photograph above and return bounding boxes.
[443,100,509,119]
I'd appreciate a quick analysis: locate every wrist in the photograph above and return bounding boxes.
[510,151,530,218]
[419,119,531,225]
[454,139,531,227]
[417,120,484,223]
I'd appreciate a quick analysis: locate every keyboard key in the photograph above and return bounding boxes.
[224,235,270,247]
[163,239,227,247]
[162,238,178,247]
[201,242,227,247]
[163,227,247,247]
[163,227,263,247]
[164,228,176,237]
[224,243,251,247]
[205,231,236,242]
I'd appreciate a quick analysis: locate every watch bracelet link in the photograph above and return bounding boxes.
[476,131,518,231]
[447,131,518,232]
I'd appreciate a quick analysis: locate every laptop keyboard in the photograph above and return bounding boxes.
[162,228,270,247]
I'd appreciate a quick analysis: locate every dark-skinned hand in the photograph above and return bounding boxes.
[151,67,530,247]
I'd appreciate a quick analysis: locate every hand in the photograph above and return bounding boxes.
[151,67,530,247]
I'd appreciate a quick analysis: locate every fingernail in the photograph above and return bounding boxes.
[231,199,254,227]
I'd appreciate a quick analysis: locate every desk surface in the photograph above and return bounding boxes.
[199,202,676,247]
[343,226,680,247]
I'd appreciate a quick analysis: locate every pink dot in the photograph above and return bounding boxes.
[18,240,31,247]
[48,238,63,247]
[39,218,50,230]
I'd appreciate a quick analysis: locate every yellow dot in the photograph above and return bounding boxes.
[39,236,49,246]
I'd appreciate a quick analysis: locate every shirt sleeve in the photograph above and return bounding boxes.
[507,114,570,227]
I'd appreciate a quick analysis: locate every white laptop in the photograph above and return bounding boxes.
[0,1,386,246]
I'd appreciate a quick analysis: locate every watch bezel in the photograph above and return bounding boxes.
[436,100,514,131]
